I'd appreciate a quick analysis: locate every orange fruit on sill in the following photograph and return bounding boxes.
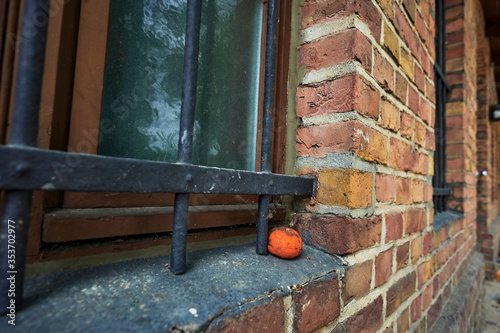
[268,227,302,259]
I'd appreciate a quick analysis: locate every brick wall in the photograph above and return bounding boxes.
[475,17,500,278]
[288,0,488,331]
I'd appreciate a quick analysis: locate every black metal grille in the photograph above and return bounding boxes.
[433,0,452,213]
[0,0,314,311]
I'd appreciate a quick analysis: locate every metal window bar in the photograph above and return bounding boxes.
[0,0,314,312]
[433,0,452,213]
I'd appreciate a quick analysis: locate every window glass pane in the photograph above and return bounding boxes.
[98,0,263,171]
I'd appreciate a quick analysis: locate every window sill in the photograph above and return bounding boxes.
[433,209,464,231]
[5,243,344,332]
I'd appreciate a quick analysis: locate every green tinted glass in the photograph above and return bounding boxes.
[98,0,263,171]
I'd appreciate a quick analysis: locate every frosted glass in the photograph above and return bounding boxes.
[98,0,263,171]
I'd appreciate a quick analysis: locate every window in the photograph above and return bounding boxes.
[1,0,294,256]
[433,0,452,213]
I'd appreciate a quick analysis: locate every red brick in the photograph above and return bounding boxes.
[396,177,411,204]
[395,71,408,102]
[293,276,340,333]
[346,296,384,333]
[400,112,414,138]
[375,247,393,286]
[394,5,419,56]
[299,29,372,73]
[208,295,285,333]
[386,272,417,315]
[386,212,404,242]
[374,49,394,91]
[414,65,425,93]
[419,99,432,125]
[389,138,418,172]
[297,214,382,255]
[301,0,382,40]
[297,120,387,163]
[414,121,425,147]
[376,173,396,202]
[396,242,410,270]
[297,74,379,119]
[404,209,426,235]
[422,281,433,311]
[342,260,373,304]
[423,232,434,255]
[427,295,442,330]
[410,295,422,324]
[408,86,419,114]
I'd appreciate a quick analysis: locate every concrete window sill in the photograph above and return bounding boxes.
[1,243,344,332]
[433,209,464,231]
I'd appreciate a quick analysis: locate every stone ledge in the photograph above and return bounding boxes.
[433,209,464,231]
[0,243,344,332]
[428,252,484,333]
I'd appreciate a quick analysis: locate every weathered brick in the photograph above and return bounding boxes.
[389,138,418,172]
[427,295,443,330]
[423,232,434,255]
[414,121,426,147]
[408,85,419,114]
[396,242,410,270]
[420,98,433,128]
[376,174,395,203]
[400,112,414,138]
[293,276,340,333]
[422,282,433,311]
[394,5,419,56]
[342,260,373,304]
[299,29,372,73]
[411,235,423,262]
[318,169,373,207]
[208,295,285,333]
[404,209,426,235]
[398,307,410,332]
[374,49,394,91]
[417,257,435,289]
[297,120,387,163]
[381,99,401,132]
[395,71,408,102]
[383,22,400,62]
[297,214,382,255]
[400,47,414,79]
[301,0,382,40]
[411,295,422,324]
[378,0,395,22]
[386,272,417,315]
[414,65,425,93]
[346,296,384,333]
[386,212,404,242]
[297,74,379,119]
[412,179,424,203]
[396,177,411,204]
[375,247,393,286]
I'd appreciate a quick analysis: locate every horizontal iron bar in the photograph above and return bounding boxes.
[0,146,314,196]
[433,187,452,196]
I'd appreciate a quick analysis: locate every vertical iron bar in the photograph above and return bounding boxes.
[170,0,202,275]
[0,0,50,313]
[257,0,279,255]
